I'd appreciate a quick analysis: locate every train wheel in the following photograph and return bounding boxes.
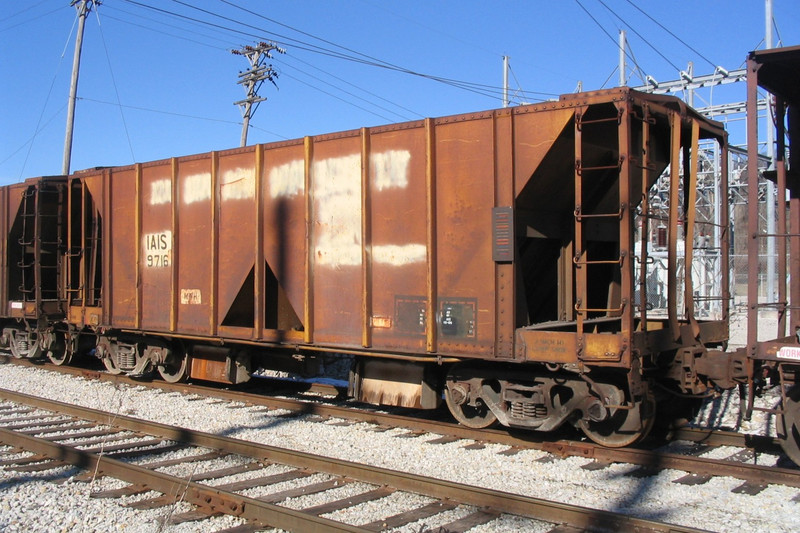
[444,383,497,429]
[579,389,655,448]
[45,332,71,366]
[158,354,188,383]
[777,385,800,465]
[97,337,122,375]
[40,330,71,366]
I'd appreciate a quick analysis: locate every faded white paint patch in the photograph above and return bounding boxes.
[371,150,411,191]
[313,154,362,267]
[183,172,211,204]
[220,167,255,201]
[269,159,304,198]
[372,244,427,266]
[150,179,171,205]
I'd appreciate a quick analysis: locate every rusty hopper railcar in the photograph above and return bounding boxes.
[0,87,747,447]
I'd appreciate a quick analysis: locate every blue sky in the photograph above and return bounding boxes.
[2,0,799,184]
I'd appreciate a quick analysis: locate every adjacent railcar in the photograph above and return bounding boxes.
[743,45,800,463]
[0,87,748,447]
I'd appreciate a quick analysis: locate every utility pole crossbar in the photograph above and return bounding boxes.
[233,42,285,147]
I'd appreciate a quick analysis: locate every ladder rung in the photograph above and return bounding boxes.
[573,257,624,266]
[577,116,621,126]
[574,205,624,221]
[576,162,621,175]
[754,302,789,309]
[575,303,626,314]
[631,111,656,124]
[757,232,800,238]
[575,109,623,130]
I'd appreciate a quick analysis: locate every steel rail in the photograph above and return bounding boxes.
[2,356,797,488]
[0,387,707,533]
[0,426,363,532]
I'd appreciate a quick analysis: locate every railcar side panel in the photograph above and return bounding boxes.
[140,161,174,332]
[261,142,308,340]
[217,150,258,338]
[434,117,496,356]
[176,156,214,335]
[108,167,137,328]
[366,126,429,352]
[512,108,581,331]
[512,108,576,201]
[309,135,364,347]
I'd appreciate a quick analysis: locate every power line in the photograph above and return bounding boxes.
[2,105,66,173]
[278,71,399,124]
[623,0,718,70]
[121,0,547,103]
[77,97,243,125]
[106,2,423,124]
[100,7,235,50]
[574,0,651,81]
[276,60,416,122]
[594,0,682,73]
[283,54,423,120]
[94,6,136,163]
[0,0,50,24]
[110,1,420,121]
[0,2,61,32]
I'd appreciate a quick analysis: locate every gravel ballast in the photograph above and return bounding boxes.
[1,362,799,532]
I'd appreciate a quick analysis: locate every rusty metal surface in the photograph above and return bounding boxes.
[40,88,724,371]
[745,46,800,401]
[105,166,137,329]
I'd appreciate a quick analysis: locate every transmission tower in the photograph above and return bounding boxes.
[232,42,285,147]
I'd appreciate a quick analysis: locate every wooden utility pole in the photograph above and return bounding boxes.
[619,30,626,86]
[233,42,284,147]
[62,0,97,176]
[502,56,509,108]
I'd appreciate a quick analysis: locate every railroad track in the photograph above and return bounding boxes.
[0,387,708,533]
[4,355,799,496]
